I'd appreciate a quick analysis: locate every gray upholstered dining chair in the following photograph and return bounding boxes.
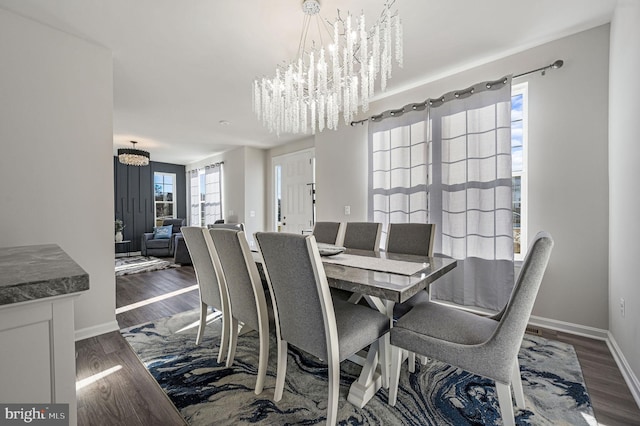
[342,222,382,251]
[388,223,436,319]
[254,232,390,425]
[312,221,343,245]
[388,231,554,426]
[207,228,270,395]
[386,222,435,256]
[180,227,231,364]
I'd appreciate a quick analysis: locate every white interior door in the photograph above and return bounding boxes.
[274,150,314,235]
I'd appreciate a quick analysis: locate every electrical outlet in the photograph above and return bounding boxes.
[620,298,625,318]
[344,205,351,215]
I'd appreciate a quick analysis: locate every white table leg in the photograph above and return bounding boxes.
[347,340,382,408]
[345,296,396,406]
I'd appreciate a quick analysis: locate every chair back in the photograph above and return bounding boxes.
[255,232,336,361]
[312,222,342,245]
[342,222,382,251]
[208,228,266,333]
[488,231,554,382]
[162,218,185,234]
[386,223,435,256]
[181,227,222,309]
[208,222,245,231]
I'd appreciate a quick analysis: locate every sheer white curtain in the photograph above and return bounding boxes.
[204,163,223,225]
[368,108,429,249]
[368,77,514,311]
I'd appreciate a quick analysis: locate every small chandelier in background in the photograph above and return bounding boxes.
[117,141,150,166]
[253,0,403,136]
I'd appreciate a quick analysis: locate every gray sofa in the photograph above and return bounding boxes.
[141,218,185,257]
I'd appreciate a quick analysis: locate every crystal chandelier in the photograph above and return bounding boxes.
[117,141,150,166]
[253,0,403,136]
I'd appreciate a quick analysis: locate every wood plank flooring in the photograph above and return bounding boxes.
[75,263,640,426]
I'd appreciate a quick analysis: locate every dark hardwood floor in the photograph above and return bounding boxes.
[75,263,640,426]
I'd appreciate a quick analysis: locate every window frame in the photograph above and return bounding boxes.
[154,172,177,226]
[511,82,528,261]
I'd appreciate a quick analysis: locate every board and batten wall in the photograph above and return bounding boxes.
[0,7,117,338]
[114,159,186,252]
[314,25,610,333]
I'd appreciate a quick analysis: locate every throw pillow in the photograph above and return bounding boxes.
[153,225,173,239]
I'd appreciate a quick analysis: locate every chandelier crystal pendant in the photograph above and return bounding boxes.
[253,0,403,136]
[117,141,150,166]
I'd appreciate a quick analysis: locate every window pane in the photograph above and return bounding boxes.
[512,176,522,254]
[511,93,523,121]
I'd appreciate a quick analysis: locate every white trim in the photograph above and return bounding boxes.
[607,332,640,409]
[74,320,119,341]
[528,315,609,341]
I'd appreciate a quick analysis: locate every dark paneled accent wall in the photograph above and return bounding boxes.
[114,158,186,252]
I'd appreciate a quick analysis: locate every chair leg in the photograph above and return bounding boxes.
[379,334,389,388]
[195,302,208,346]
[388,345,403,406]
[274,340,288,402]
[327,353,340,426]
[218,309,230,364]
[408,351,416,373]
[511,360,526,409]
[225,317,239,368]
[254,323,269,395]
[495,381,516,426]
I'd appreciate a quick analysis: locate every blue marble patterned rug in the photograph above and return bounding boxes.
[121,309,596,425]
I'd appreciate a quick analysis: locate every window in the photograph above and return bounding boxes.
[188,163,223,226]
[274,164,282,231]
[199,171,206,226]
[511,83,528,260]
[154,172,176,226]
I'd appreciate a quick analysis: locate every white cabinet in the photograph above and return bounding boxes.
[0,245,89,426]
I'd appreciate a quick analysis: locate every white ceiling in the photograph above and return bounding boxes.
[0,0,616,165]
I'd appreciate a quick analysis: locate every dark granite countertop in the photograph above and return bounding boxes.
[0,244,90,306]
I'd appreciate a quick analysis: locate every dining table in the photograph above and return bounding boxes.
[253,243,457,408]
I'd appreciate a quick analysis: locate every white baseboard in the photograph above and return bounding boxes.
[607,333,640,409]
[528,315,609,340]
[75,320,120,341]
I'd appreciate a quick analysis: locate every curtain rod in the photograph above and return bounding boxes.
[350,59,564,126]
[188,161,224,173]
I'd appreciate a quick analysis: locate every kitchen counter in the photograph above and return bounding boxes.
[0,244,89,305]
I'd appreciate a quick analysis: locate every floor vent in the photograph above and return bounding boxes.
[525,326,542,336]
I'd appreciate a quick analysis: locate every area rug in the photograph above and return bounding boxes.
[121,309,597,425]
[115,255,179,276]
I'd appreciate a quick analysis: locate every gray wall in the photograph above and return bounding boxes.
[609,0,640,400]
[312,25,611,331]
[114,158,186,252]
[0,8,116,337]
